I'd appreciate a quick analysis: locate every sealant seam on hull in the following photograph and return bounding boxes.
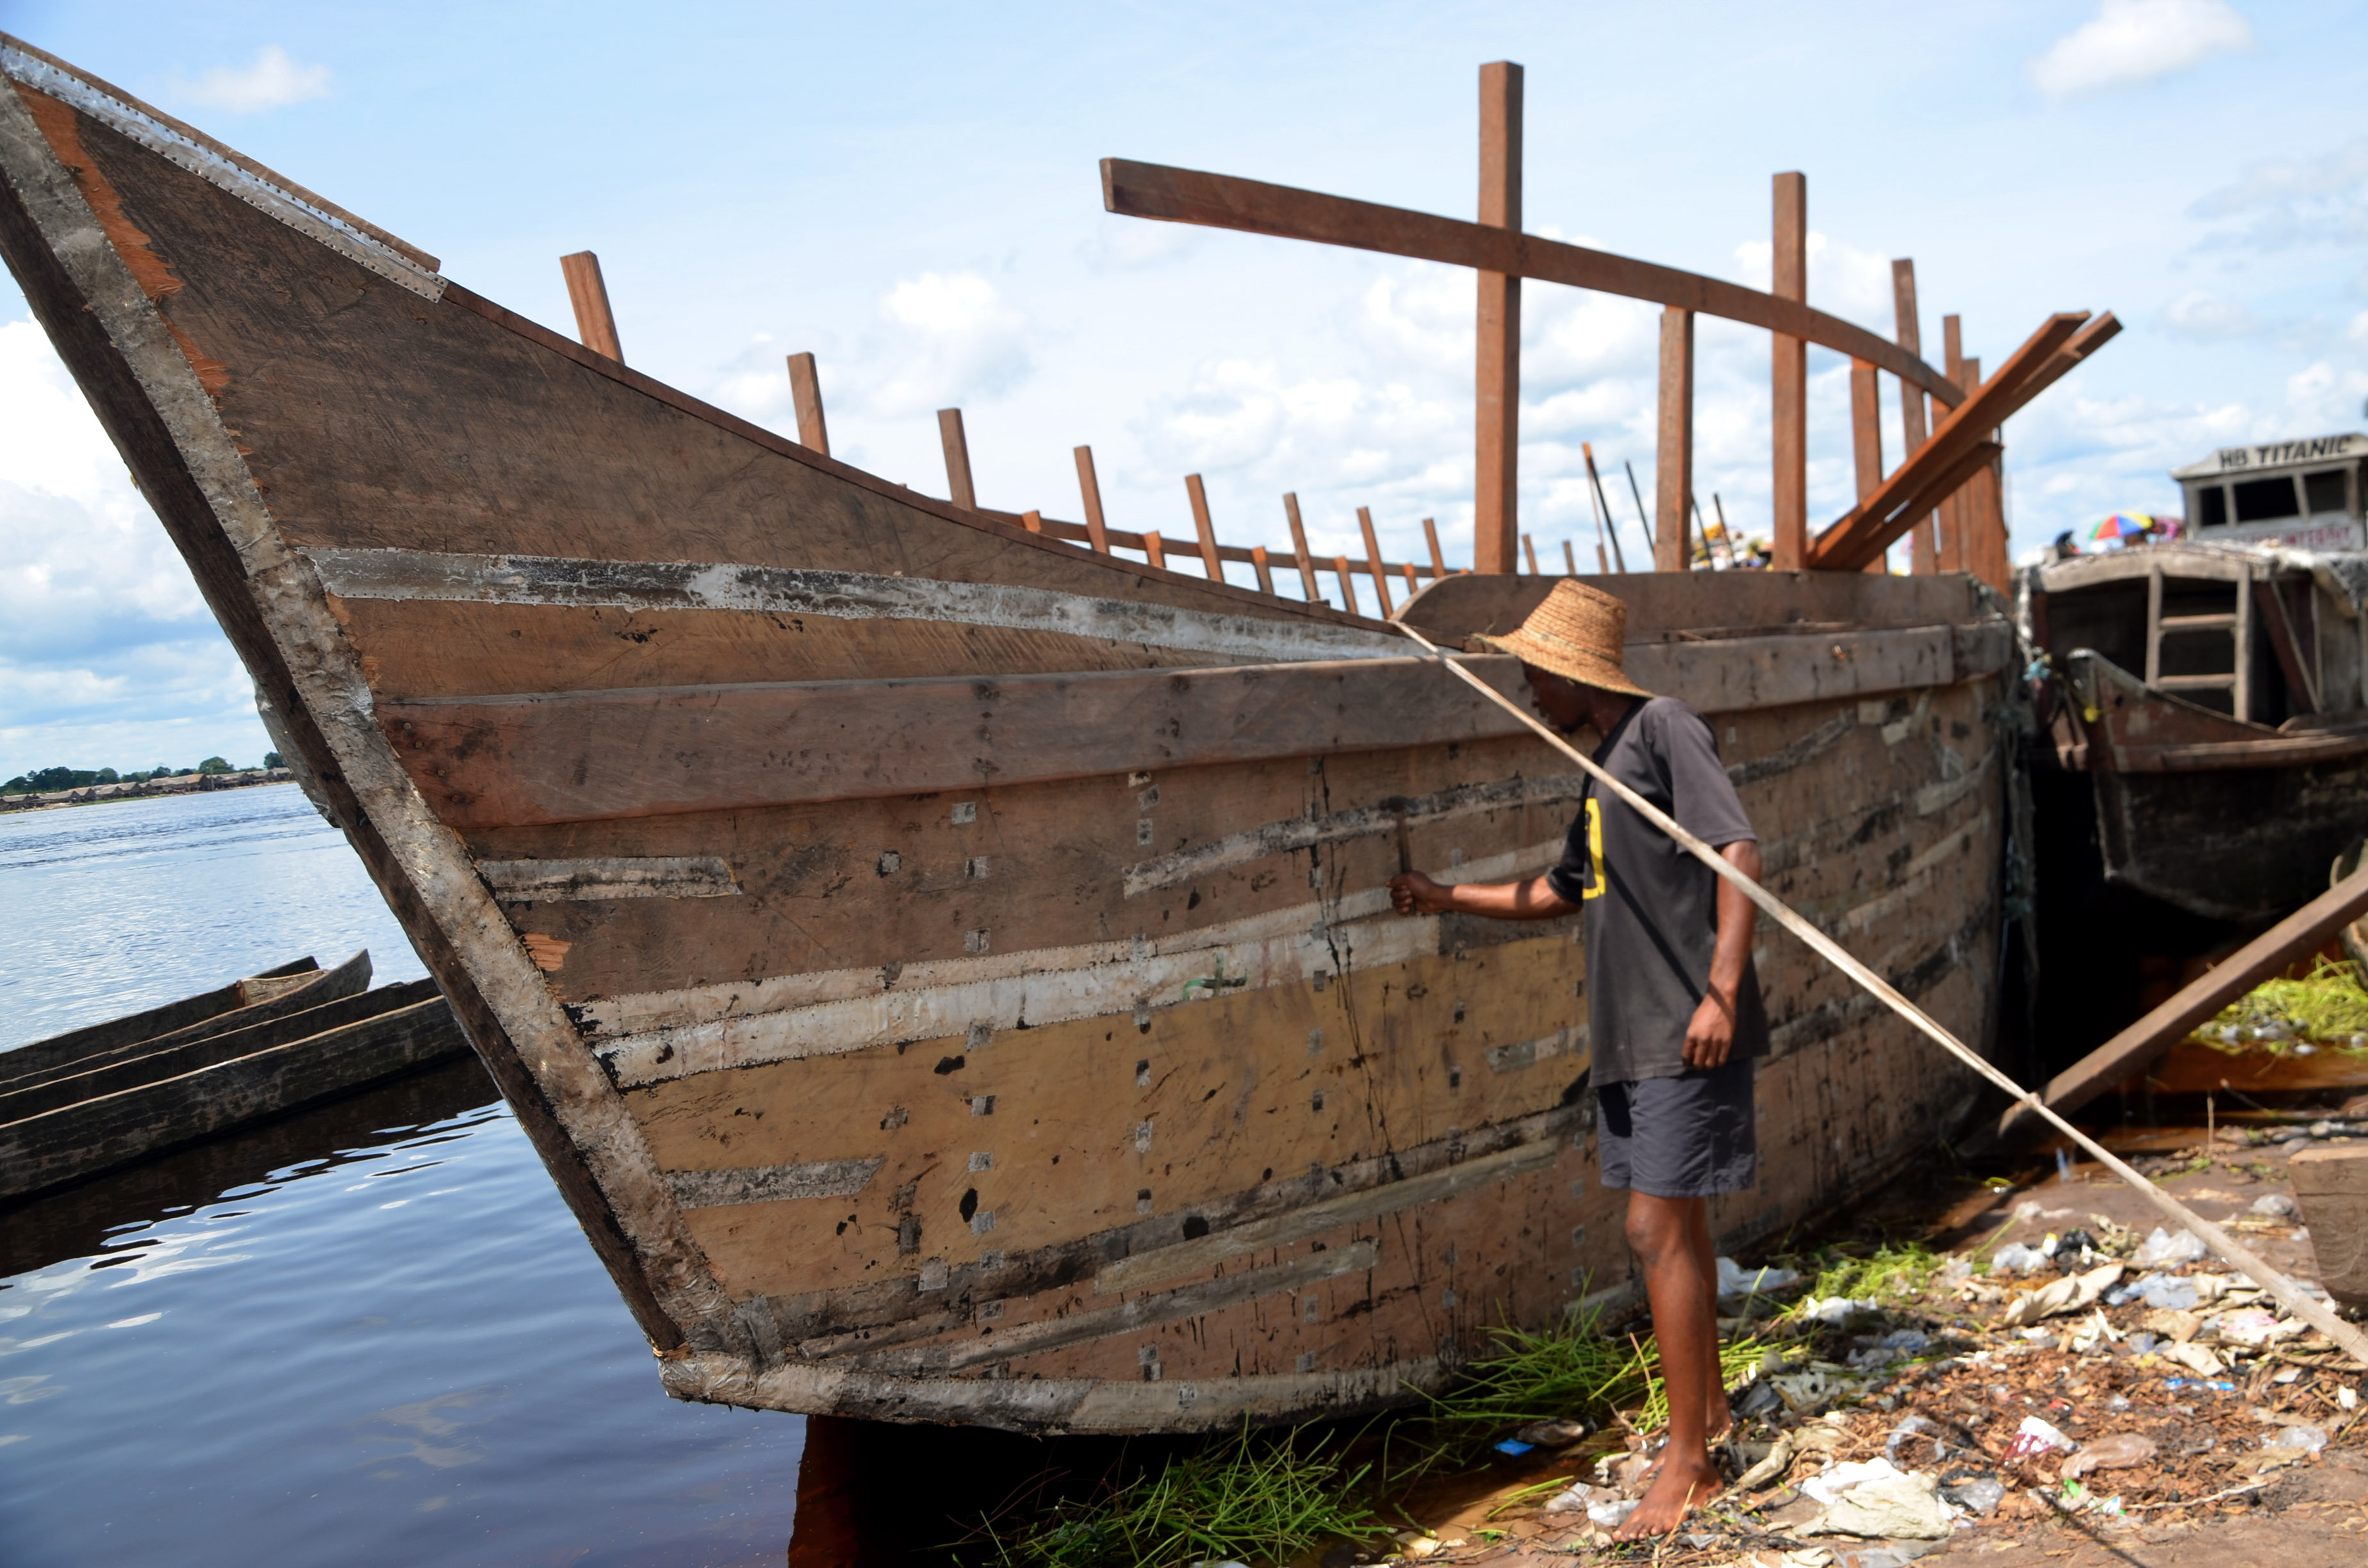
[664,1156,885,1210]
[0,43,445,301]
[299,546,1404,665]
[0,82,739,1348]
[478,856,741,901]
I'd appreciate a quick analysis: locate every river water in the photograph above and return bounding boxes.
[0,787,807,1565]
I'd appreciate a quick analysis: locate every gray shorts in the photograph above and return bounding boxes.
[1595,1057,1757,1198]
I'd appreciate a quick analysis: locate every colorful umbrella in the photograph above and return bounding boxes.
[2089,512,2155,543]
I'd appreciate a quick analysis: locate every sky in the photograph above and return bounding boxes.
[1,0,2365,777]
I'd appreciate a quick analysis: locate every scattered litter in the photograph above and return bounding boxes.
[2132,1227,2210,1268]
[1800,1461,1952,1540]
[1513,1418,1588,1447]
[1941,1475,2006,1515]
[2002,1262,2122,1326]
[2267,1423,2329,1454]
[1718,1257,1804,1298]
[2003,1415,2075,1464]
[2060,1431,2157,1479]
[1800,1296,1884,1325]
[2210,1307,2304,1350]
[1542,1482,1622,1515]
[2162,1375,2237,1392]
[1734,1434,1796,1490]
[1989,1242,2049,1276]
[1586,1498,1638,1528]
[2249,1193,2298,1218]
[1885,1413,1955,1468]
[1491,1438,1534,1456]
[2162,1340,2228,1377]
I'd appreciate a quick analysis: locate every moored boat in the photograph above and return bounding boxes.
[0,38,2100,1431]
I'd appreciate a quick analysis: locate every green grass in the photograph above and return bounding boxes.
[966,1425,1394,1568]
[1780,1240,1945,1314]
[1424,1301,1766,1437]
[2195,957,2368,1047]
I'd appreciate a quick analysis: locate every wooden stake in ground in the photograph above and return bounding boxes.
[1391,619,2368,1369]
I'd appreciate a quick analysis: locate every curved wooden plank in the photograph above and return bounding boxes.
[1102,158,1966,404]
[4,955,315,1073]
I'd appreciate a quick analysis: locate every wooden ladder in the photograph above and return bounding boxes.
[2144,560,2250,722]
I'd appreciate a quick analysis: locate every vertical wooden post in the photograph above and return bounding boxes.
[1283,493,1322,603]
[1474,61,1524,575]
[1357,507,1395,615]
[1185,475,1225,580]
[1402,562,1419,593]
[560,251,623,363]
[1074,446,1112,554]
[1333,556,1362,617]
[1892,259,1936,575]
[1250,546,1276,595]
[1020,509,1044,534]
[1850,359,1884,573]
[1522,534,1540,574]
[1939,319,1966,573]
[1422,518,1447,578]
[1655,306,1695,573]
[1770,172,1807,571]
[1143,530,1167,571]
[787,352,830,456]
[938,409,976,510]
[1563,539,1579,575]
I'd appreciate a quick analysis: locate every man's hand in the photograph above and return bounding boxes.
[1388,871,1453,916]
[1683,984,1736,1070]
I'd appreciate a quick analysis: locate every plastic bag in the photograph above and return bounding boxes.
[2132,1227,2208,1268]
[2003,1415,2075,1464]
[2061,1432,2156,1479]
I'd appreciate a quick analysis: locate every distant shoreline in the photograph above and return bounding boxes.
[0,769,296,813]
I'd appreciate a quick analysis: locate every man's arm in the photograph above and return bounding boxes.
[1387,871,1577,921]
[1683,839,1761,1068]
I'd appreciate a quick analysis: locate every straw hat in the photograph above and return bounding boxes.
[1474,580,1652,699]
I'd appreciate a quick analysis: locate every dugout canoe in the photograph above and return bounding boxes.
[0,953,474,1200]
[0,37,2020,1432]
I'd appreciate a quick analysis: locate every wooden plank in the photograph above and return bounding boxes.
[2289,1145,2368,1305]
[1357,507,1395,614]
[1939,319,1966,573]
[1521,534,1539,574]
[1021,509,1044,534]
[559,250,623,363]
[1074,445,1112,553]
[1995,861,2368,1143]
[1185,474,1224,580]
[1474,61,1523,575]
[1143,530,1168,571]
[1249,544,1276,595]
[1399,562,1980,642]
[787,351,830,456]
[1423,517,1447,577]
[382,622,2001,829]
[1096,168,1964,406]
[1891,261,1937,575]
[1806,312,2087,572]
[1850,359,1883,504]
[1333,555,1362,617]
[1285,493,1322,603]
[1771,174,1807,571]
[938,408,976,510]
[2016,313,2123,405]
[1563,539,1579,575]
[1655,306,1693,573]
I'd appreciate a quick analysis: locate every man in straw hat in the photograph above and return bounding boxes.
[1388,579,1766,1536]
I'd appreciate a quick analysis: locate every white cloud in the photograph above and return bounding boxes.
[1729,232,1896,331]
[2029,1,2252,100]
[2161,289,2262,339]
[175,46,333,115]
[2190,138,2368,250]
[859,272,1033,418]
[0,319,263,777]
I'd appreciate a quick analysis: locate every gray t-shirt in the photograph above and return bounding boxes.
[1544,696,1768,1084]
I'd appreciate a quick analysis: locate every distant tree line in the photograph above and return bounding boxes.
[2,752,284,795]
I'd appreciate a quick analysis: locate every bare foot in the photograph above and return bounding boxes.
[1613,1449,1723,1540]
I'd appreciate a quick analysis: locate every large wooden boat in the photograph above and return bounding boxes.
[2026,541,2368,923]
[0,40,2104,1431]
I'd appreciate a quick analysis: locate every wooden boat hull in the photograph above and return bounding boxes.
[2059,655,2368,922]
[3,955,321,1069]
[0,38,2017,1432]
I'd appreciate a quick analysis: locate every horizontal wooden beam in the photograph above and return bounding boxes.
[1996,862,2368,1145]
[381,623,2010,828]
[1805,311,2091,572]
[1103,158,1966,405]
[975,505,1448,585]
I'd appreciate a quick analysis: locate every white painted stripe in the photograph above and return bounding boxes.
[299,547,1402,665]
[591,837,1569,1087]
[0,44,446,301]
[479,856,740,901]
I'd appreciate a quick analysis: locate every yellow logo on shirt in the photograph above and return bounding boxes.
[1583,797,1605,900]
